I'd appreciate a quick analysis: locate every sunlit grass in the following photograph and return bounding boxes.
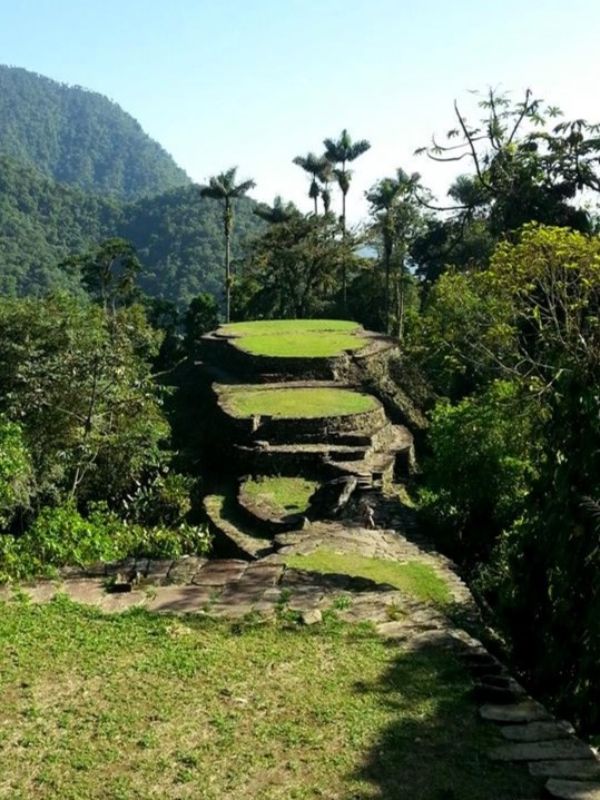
[284,549,452,604]
[219,319,365,358]
[0,597,539,800]
[221,386,377,418]
[221,319,360,336]
[242,476,319,516]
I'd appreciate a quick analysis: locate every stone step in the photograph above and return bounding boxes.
[490,739,596,762]
[530,761,600,780]
[203,495,274,561]
[480,701,553,723]
[545,779,600,800]
[500,721,575,742]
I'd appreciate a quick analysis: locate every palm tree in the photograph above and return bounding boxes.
[366,169,421,336]
[323,129,371,305]
[292,153,329,215]
[253,195,298,224]
[200,167,255,323]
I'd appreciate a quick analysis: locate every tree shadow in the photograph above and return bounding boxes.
[350,637,542,800]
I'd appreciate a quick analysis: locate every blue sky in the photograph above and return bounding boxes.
[1,0,599,219]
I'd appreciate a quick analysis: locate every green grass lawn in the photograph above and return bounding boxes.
[221,319,360,336]
[284,550,452,605]
[0,597,539,800]
[221,386,377,418]
[242,476,319,517]
[220,319,365,358]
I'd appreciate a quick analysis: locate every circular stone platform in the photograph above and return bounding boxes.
[218,319,365,359]
[219,385,378,419]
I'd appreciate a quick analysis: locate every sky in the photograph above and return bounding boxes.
[1,0,599,221]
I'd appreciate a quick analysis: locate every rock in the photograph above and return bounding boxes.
[530,761,600,780]
[480,700,552,723]
[490,739,596,762]
[472,681,525,704]
[308,476,357,518]
[301,609,323,625]
[545,779,600,799]
[501,721,575,742]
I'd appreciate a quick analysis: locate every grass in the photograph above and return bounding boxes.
[284,549,452,605]
[221,386,377,418]
[242,476,319,517]
[221,319,360,336]
[0,596,539,800]
[220,319,365,358]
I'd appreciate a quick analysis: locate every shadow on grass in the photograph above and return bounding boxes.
[351,638,542,800]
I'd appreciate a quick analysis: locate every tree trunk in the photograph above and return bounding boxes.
[224,199,231,323]
[341,189,347,309]
[384,240,392,334]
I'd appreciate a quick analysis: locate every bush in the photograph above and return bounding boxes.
[419,380,540,562]
[125,472,196,526]
[0,501,211,581]
[0,417,33,528]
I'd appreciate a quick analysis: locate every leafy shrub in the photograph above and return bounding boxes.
[0,417,33,528]
[0,500,211,581]
[125,472,196,526]
[419,380,540,562]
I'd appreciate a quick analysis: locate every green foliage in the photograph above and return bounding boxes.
[235,213,362,319]
[0,294,168,506]
[0,417,33,528]
[184,292,219,357]
[0,501,211,581]
[0,65,189,199]
[420,381,540,561]
[125,472,196,527]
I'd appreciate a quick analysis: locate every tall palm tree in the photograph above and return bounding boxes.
[200,167,255,323]
[366,169,421,336]
[323,129,371,305]
[292,153,329,215]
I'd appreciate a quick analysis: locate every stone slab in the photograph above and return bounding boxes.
[501,721,574,742]
[546,779,600,800]
[100,591,147,614]
[480,701,552,723]
[167,556,208,584]
[145,585,217,613]
[530,761,600,780]
[19,581,61,603]
[490,740,596,762]
[61,579,107,606]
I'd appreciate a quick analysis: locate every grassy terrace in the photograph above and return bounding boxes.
[242,476,319,517]
[0,598,538,800]
[219,319,365,358]
[285,550,452,605]
[220,386,377,419]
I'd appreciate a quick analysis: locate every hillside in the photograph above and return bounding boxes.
[0,156,262,304]
[0,65,190,200]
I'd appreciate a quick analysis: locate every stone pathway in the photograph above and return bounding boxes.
[3,519,599,800]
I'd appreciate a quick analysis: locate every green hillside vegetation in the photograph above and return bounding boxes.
[0,157,262,303]
[0,66,189,199]
[220,386,377,418]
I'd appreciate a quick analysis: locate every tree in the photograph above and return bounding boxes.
[200,168,256,323]
[253,196,299,224]
[235,214,360,319]
[184,293,220,358]
[366,169,423,336]
[416,89,595,239]
[292,153,329,215]
[0,294,168,506]
[323,129,371,305]
[63,238,142,313]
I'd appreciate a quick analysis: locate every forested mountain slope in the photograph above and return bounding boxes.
[0,65,190,200]
[0,156,262,304]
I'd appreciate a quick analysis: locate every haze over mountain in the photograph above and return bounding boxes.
[0,66,262,305]
[0,65,190,201]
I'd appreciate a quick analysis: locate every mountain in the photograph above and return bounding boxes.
[0,156,262,305]
[0,65,190,200]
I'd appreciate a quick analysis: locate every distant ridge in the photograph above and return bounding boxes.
[0,65,190,200]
